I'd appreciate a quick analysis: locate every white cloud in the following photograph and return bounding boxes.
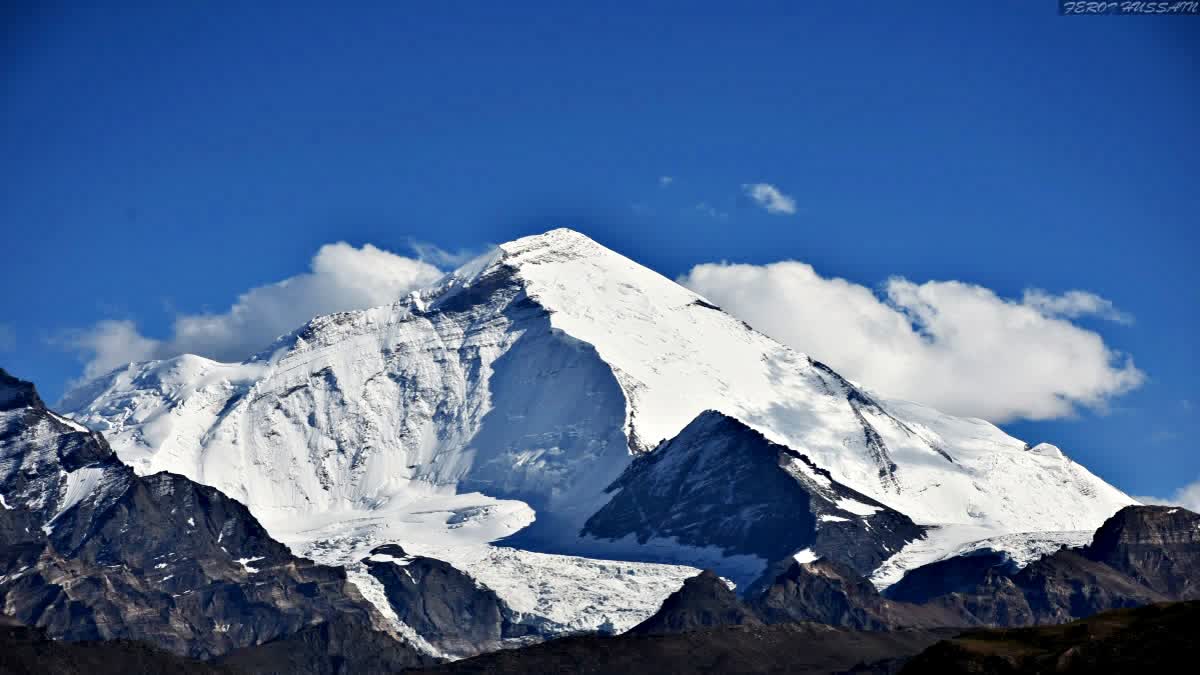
[659,175,674,187]
[66,320,160,382]
[0,323,14,351]
[67,242,443,382]
[1136,479,1200,512]
[742,183,796,215]
[679,261,1144,422]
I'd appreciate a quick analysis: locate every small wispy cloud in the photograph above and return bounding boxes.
[1022,289,1134,325]
[742,182,796,215]
[0,323,15,351]
[659,175,674,187]
[407,240,490,269]
[694,202,728,219]
[1135,477,1200,512]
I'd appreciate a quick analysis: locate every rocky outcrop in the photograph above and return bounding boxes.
[582,411,925,578]
[750,559,959,630]
[628,570,761,635]
[361,544,543,657]
[616,507,1200,639]
[1084,505,1200,599]
[0,368,431,665]
[884,549,1018,605]
[628,561,958,637]
[906,507,1193,627]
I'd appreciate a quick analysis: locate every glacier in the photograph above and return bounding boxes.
[61,228,1137,631]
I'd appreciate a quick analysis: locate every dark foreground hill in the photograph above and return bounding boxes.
[425,622,956,675]
[0,615,427,675]
[421,601,1200,675]
[0,615,223,675]
[5,595,1199,674]
[902,601,1200,673]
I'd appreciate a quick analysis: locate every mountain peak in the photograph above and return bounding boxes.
[60,224,1136,622]
[628,569,761,635]
[496,228,634,273]
[503,227,602,251]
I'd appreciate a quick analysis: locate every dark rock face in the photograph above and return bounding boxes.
[628,569,761,636]
[837,507,1200,632]
[361,544,543,657]
[901,601,1200,674]
[908,507,1195,628]
[1006,549,1167,623]
[885,549,1018,605]
[752,560,890,629]
[582,410,924,579]
[632,564,959,639]
[750,560,957,630]
[0,368,429,665]
[624,504,1200,641]
[1084,505,1200,599]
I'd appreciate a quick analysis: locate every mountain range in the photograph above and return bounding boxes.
[3,229,1192,671]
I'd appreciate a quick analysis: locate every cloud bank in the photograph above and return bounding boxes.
[64,238,1145,425]
[679,261,1144,422]
[67,243,443,382]
[742,183,796,215]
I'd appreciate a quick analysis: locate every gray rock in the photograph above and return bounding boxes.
[582,410,924,579]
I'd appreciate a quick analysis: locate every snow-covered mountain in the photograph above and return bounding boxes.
[0,368,432,665]
[60,228,1136,627]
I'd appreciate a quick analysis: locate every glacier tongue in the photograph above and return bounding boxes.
[61,227,1137,630]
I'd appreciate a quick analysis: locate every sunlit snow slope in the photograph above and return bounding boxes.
[62,228,1135,605]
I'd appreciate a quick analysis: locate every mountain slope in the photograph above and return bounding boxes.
[60,229,1135,626]
[0,369,432,666]
[582,410,923,579]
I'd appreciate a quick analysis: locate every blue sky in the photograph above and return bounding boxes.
[2,2,1197,501]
